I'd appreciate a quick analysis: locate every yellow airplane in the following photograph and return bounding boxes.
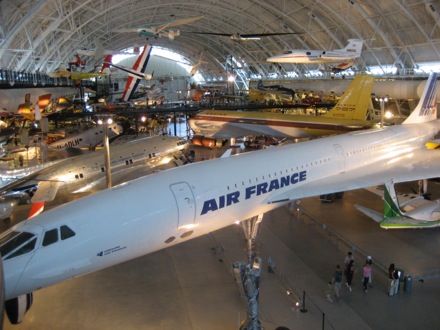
[189,74,376,139]
[47,69,107,80]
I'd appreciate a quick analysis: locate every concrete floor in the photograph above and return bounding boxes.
[3,142,440,329]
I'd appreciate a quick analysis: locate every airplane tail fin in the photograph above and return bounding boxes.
[339,39,363,56]
[322,74,374,120]
[384,181,404,219]
[28,202,45,219]
[402,72,438,124]
[101,55,112,73]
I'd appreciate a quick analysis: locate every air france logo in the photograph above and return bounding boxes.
[200,170,307,215]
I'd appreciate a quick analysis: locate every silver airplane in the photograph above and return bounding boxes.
[0,135,189,220]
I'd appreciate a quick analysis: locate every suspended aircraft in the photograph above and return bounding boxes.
[0,136,189,222]
[354,180,440,229]
[0,72,438,324]
[189,74,375,139]
[266,39,363,63]
[77,39,141,60]
[189,32,298,43]
[107,45,153,101]
[67,55,86,69]
[190,55,208,77]
[113,16,204,40]
[46,69,108,80]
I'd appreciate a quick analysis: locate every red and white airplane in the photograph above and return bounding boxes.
[0,72,438,325]
[105,45,153,101]
[267,39,363,64]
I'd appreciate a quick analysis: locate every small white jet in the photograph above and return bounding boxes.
[113,16,204,40]
[0,72,439,324]
[355,180,440,229]
[266,39,363,63]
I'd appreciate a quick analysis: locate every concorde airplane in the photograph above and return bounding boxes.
[189,74,375,139]
[0,73,438,324]
[0,136,189,221]
[112,16,204,40]
[354,180,440,229]
[266,39,363,64]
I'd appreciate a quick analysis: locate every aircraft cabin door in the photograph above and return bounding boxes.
[333,144,346,173]
[170,182,196,229]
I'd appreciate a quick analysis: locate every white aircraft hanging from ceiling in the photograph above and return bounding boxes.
[266,39,363,63]
[188,31,299,43]
[77,39,139,60]
[189,54,208,77]
[0,72,438,324]
[112,16,204,40]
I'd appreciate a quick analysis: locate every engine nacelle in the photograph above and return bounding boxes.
[191,135,222,148]
[0,199,19,220]
[5,293,33,324]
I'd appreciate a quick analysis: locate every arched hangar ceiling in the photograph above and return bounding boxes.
[0,0,439,80]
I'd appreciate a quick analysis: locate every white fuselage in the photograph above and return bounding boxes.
[3,120,440,300]
[267,49,357,64]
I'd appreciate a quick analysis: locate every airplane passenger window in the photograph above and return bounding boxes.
[42,228,58,246]
[60,225,76,240]
[0,231,36,260]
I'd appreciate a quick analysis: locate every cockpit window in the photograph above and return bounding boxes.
[42,228,58,246]
[0,231,36,260]
[60,225,75,240]
[7,238,37,260]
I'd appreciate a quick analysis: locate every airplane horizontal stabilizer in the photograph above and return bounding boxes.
[354,204,383,223]
[425,139,440,149]
[31,181,61,203]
